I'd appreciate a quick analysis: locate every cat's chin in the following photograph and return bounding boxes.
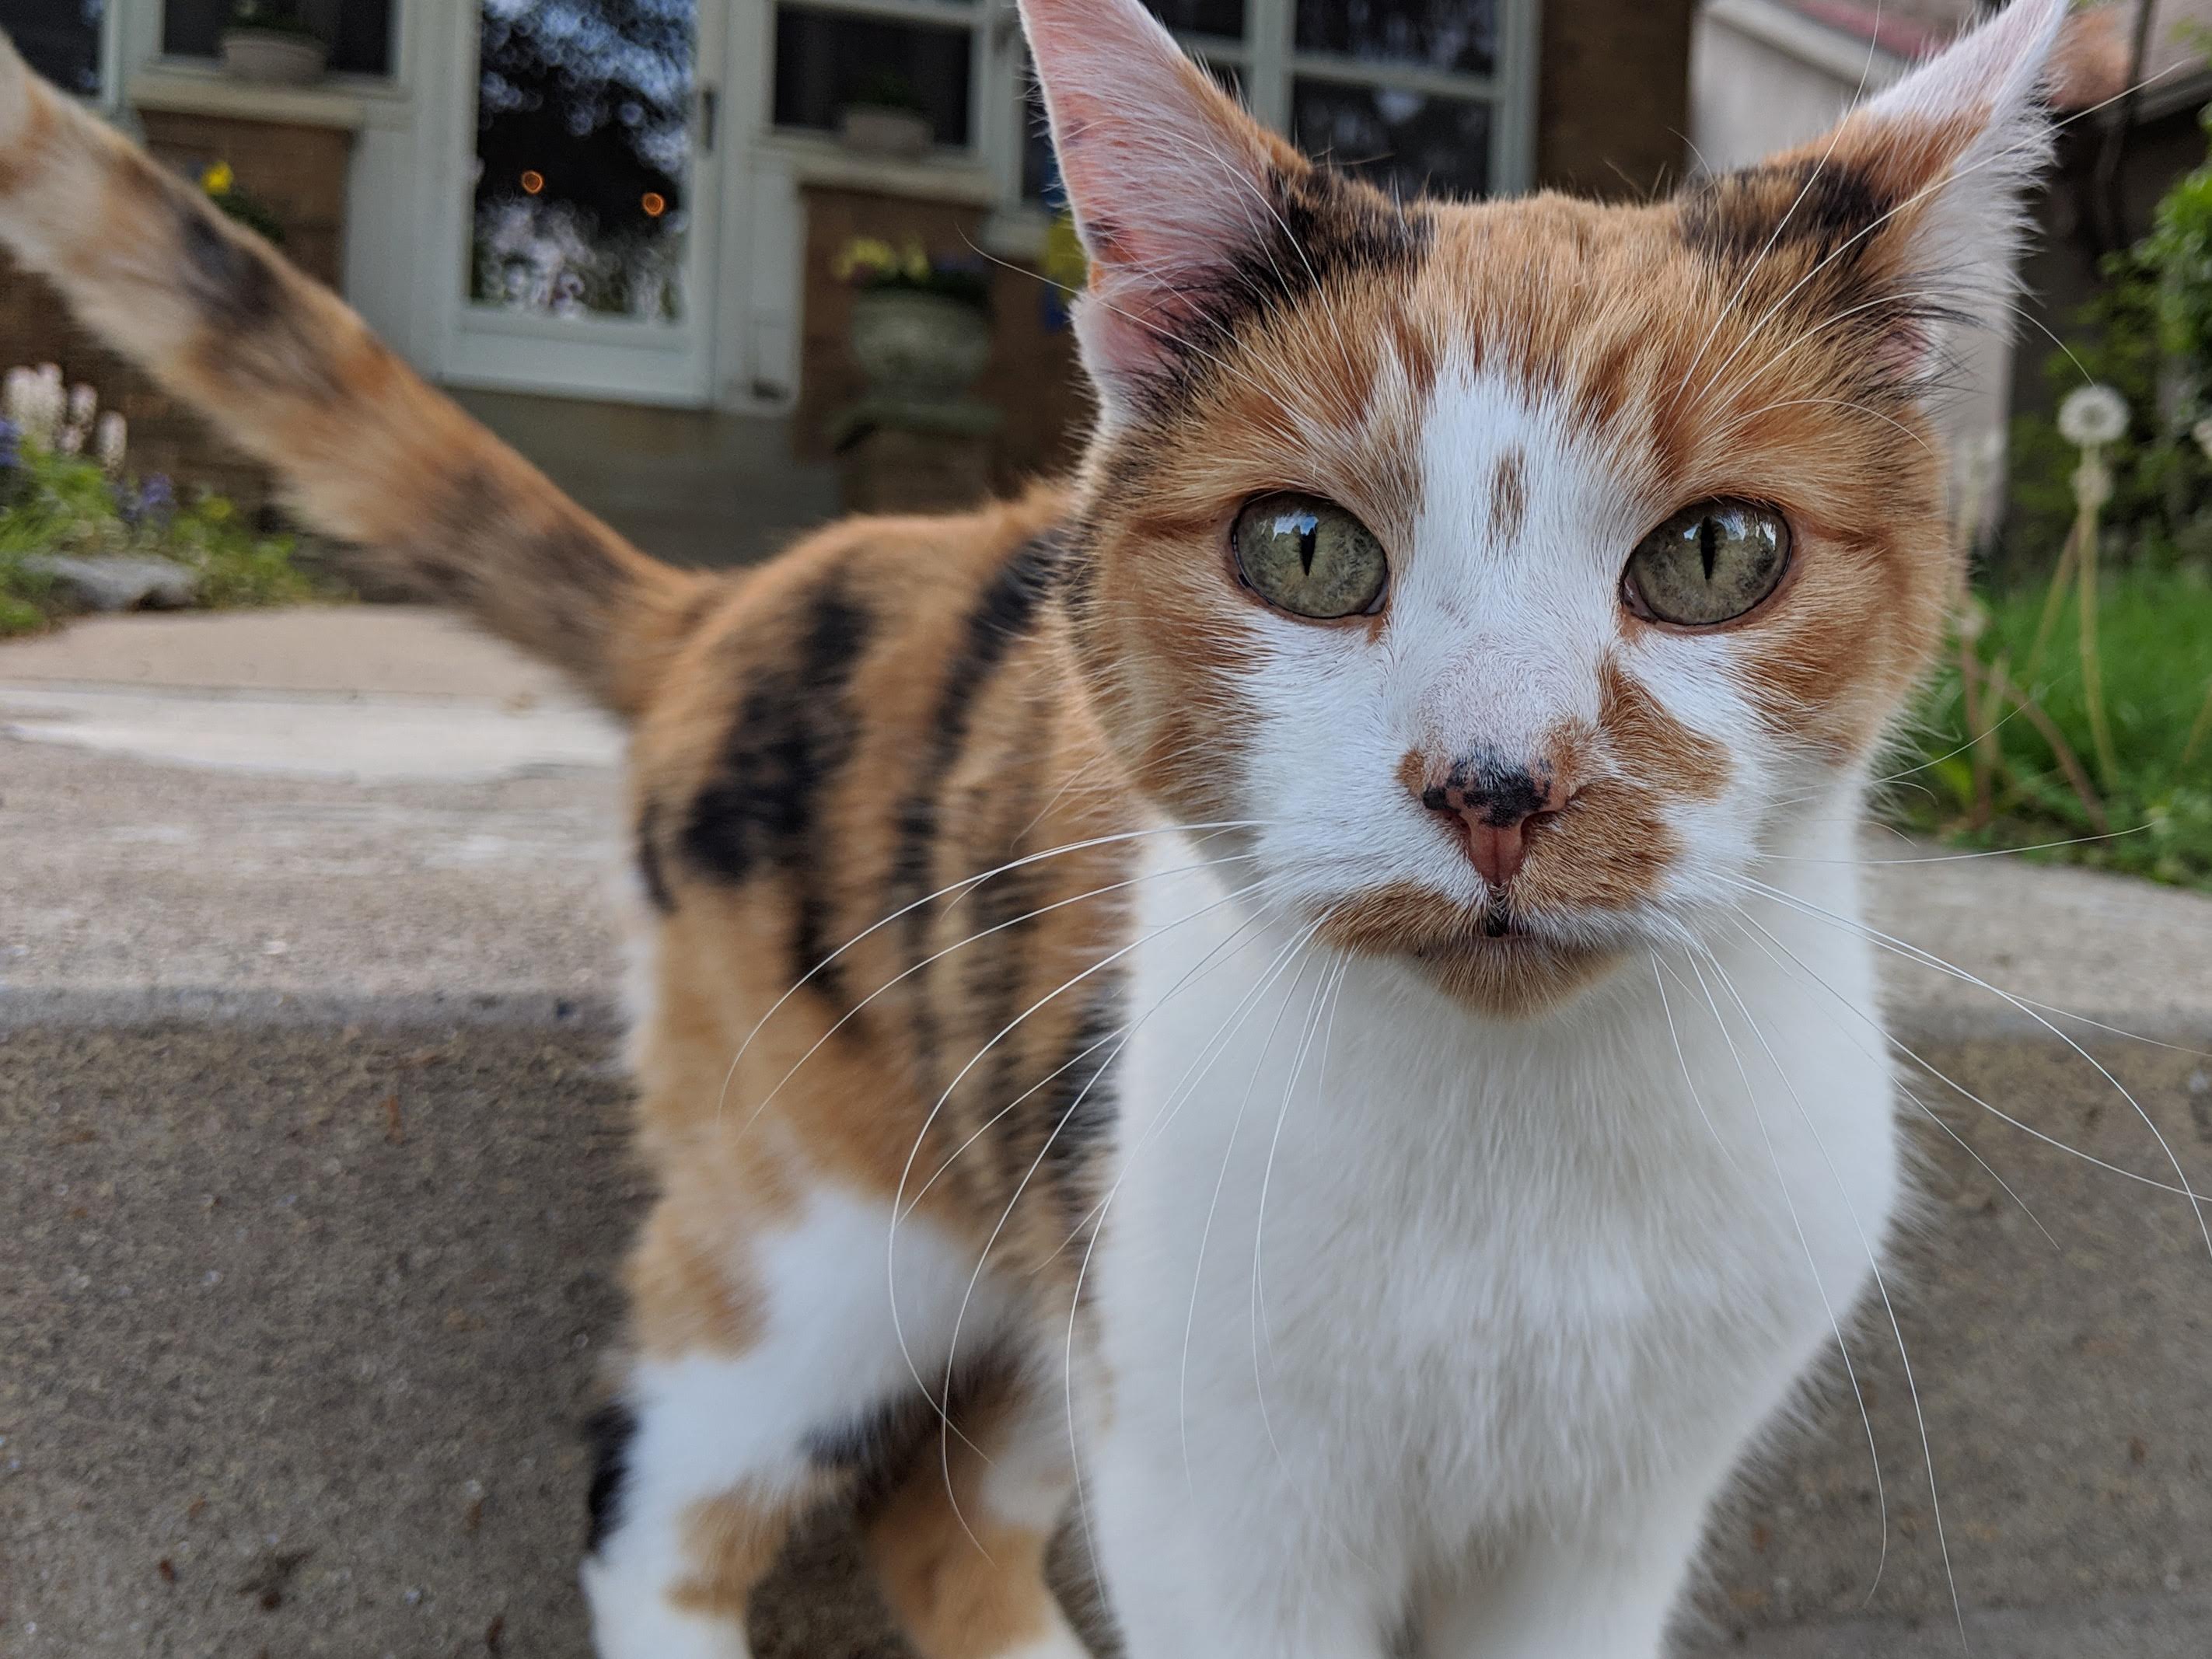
[1312,885,1623,1018]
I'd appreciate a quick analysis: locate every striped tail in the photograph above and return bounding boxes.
[0,33,705,717]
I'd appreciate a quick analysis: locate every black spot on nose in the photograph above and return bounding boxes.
[1424,753,1554,828]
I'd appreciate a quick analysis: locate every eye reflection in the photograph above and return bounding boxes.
[1232,493,1389,620]
[1623,500,1790,626]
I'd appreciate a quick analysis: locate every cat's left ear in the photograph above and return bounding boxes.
[1690,0,2077,375]
[1019,0,1312,419]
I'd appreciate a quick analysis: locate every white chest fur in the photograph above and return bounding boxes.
[1086,830,1899,1622]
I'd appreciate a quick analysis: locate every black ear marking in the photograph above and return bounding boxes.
[1677,159,1892,273]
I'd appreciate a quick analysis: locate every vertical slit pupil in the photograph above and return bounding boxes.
[1698,514,1719,582]
[1298,517,1319,576]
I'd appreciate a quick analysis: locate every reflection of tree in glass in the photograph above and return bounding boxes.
[470,0,694,322]
[1295,0,1496,76]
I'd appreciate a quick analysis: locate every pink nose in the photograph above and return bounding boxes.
[1415,752,1572,889]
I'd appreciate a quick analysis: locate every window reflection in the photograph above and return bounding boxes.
[1294,78,1490,200]
[1147,0,1244,37]
[470,0,694,324]
[1296,0,1495,78]
[772,7,973,148]
[2,0,103,96]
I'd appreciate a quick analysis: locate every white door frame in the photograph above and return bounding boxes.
[426,0,738,407]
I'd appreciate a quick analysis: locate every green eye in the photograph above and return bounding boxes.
[1232,493,1389,620]
[1623,500,1791,626]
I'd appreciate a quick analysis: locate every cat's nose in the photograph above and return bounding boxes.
[1413,749,1573,889]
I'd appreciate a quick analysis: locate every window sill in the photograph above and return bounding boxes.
[126,65,388,131]
[774,138,1001,208]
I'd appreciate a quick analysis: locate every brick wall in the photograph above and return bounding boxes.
[138,110,353,289]
[794,183,1090,491]
[1536,0,1697,199]
[0,252,271,514]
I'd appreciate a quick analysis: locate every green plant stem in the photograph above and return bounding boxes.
[1985,655,2110,833]
[2182,674,2212,770]
[2074,505,2123,793]
[1962,644,2011,827]
[2023,515,2079,686]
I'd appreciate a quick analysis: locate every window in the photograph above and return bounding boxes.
[2,0,106,97]
[771,0,1531,211]
[1288,0,1502,198]
[772,4,973,148]
[162,0,395,78]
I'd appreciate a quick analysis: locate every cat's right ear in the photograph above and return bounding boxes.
[1020,0,1307,418]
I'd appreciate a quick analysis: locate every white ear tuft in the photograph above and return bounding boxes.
[1019,0,1302,417]
[1850,0,2072,334]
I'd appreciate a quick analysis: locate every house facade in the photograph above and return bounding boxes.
[1,1,1695,543]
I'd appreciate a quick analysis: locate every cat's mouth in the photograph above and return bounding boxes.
[1310,885,1624,1015]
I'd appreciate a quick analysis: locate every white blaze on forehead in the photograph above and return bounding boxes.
[1395,358,1648,762]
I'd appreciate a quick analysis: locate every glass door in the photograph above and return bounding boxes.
[443,0,725,404]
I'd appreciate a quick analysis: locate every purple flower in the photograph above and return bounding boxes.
[115,473,174,527]
[0,418,18,473]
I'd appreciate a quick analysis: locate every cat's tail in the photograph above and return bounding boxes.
[0,34,704,717]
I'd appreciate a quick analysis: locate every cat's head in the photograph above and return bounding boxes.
[1026,0,2074,1016]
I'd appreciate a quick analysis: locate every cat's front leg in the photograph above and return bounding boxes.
[1413,1479,1717,1659]
[1084,1413,1400,1659]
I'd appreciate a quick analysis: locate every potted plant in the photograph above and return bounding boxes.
[838,72,932,160]
[834,237,994,403]
[220,0,328,86]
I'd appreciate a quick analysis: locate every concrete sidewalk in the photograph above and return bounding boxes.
[4,607,2210,1657]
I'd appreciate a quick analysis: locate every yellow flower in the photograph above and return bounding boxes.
[201,160,236,196]
[832,236,895,282]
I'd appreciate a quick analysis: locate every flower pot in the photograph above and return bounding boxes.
[839,106,932,160]
[219,29,328,86]
[849,289,993,403]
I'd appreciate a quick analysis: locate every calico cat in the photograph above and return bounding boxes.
[0,0,2082,1653]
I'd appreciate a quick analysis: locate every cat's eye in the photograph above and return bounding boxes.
[1232,493,1389,620]
[1623,500,1791,627]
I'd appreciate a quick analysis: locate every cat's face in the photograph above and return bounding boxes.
[1029,0,2066,1016]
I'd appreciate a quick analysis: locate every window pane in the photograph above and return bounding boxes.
[1294,78,1489,201]
[163,0,393,77]
[471,0,697,323]
[2,0,103,96]
[773,6,973,148]
[1296,0,1494,78]
[1148,0,1242,37]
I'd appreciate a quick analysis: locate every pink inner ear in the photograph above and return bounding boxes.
[1022,0,1295,386]
[1871,315,1931,380]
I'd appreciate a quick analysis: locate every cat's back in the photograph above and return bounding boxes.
[618,484,1136,1264]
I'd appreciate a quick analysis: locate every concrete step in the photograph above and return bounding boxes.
[5,610,2212,1654]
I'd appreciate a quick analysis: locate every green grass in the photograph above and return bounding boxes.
[1893,566,2212,889]
[0,446,329,637]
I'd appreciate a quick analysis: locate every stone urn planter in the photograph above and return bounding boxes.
[849,289,992,403]
[839,105,932,160]
[219,28,328,85]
